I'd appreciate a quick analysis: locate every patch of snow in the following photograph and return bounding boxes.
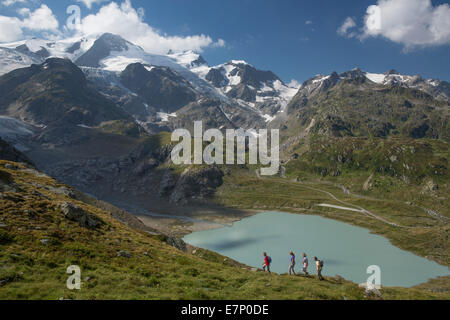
[0,47,42,76]
[190,64,211,79]
[168,50,205,69]
[77,124,92,129]
[428,79,440,87]
[157,112,177,122]
[260,83,274,92]
[365,72,385,84]
[312,75,330,84]
[262,114,275,123]
[222,63,241,86]
[273,80,298,100]
[305,118,316,133]
[230,60,250,66]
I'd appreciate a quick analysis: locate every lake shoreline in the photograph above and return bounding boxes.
[182,211,450,288]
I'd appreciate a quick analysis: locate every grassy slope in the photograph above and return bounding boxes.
[1,160,448,300]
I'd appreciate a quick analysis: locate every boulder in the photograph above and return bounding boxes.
[165,236,187,252]
[117,251,132,258]
[422,179,438,193]
[60,202,103,229]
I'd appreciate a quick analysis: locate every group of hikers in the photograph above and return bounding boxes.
[262,252,325,281]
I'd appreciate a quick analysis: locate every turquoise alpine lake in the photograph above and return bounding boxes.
[183,212,450,287]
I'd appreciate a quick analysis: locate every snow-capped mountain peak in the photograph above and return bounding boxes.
[297,68,450,103]
[167,50,208,69]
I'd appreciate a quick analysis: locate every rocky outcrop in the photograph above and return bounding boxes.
[205,67,226,87]
[422,179,439,193]
[164,236,187,252]
[169,166,224,203]
[159,170,178,197]
[60,202,103,229]
[0,169,17,193]
[0,138,34,166]
[120,63,198,113]
[363,174,374,191]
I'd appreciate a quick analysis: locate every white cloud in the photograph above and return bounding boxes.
[17,7,30,16]
[337,17,357,37]
[363,0,450,48]
[213,38,226,48]
[21,4,59,31]
[1,0,27,6]
[340,0,450,49]
[76,0,108,10]
[0,16,23,42]
[305,20,313,25]
[0,4,59,42]
[77,0,224,54]
[0,0,225,54]
[287,79,301,88]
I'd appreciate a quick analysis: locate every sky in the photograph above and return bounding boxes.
[0,0,449,84]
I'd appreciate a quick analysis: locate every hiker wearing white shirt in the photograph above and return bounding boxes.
[314,256,324,281]
[302,253,309,275]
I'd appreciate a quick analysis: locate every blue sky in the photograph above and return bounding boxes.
[1,0,449,83]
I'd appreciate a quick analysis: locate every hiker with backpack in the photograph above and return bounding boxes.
[302,253,309,275]
[314,256,324,281]
[262,252,271,273]
[289,251,296,275]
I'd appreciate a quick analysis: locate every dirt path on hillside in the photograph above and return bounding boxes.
[275,179,402,227]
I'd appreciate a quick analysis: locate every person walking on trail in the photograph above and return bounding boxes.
[314,256,324,281]
[263,252,271,273]
[289,251,296,275]
[302,253,309,275]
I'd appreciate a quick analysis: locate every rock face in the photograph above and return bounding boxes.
[165,236,187,252]
[169,166,224,203]
[205,67,226,87]
[159,170,178,197]
[60,202,103,229]
[120,63,198,113]
[0,138,34,166]
[0,169,17,192]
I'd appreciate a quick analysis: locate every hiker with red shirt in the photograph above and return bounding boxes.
[262,252,271,273]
